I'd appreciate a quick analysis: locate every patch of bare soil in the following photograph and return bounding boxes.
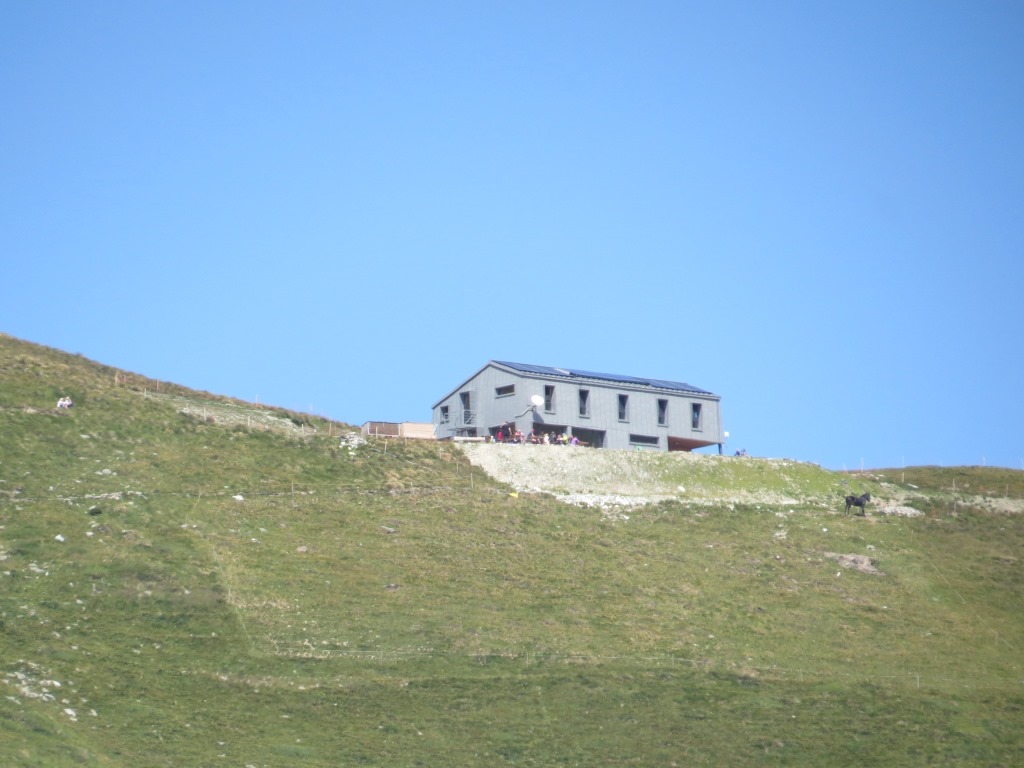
[457,444,1024,520]
[825,552,885,575]
[459,443,683,511]
[874,504,925,517]
[138,391,339,438]
[457,443,805,514]
[964,495,1024,515]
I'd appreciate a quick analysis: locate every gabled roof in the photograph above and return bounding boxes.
[492,361,715,396]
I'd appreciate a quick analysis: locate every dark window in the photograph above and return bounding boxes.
[544,385,555,412]
[578,389,590,417]
[495,384,515,397]
[691,403,702,430]
[629,434,660,447]
[440,406,449,424]
[618,394,629,421]
[657,399,668,426]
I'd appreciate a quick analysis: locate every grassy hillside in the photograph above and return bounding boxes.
[2,333,1022,766]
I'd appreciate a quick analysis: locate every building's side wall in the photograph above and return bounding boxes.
[433,389,469,439]
[435,364,723,451]
[362,421,400,437]
[562,385,722,450]
[363,422,436,439]
[433,364,526,439]
[398,422,436,440]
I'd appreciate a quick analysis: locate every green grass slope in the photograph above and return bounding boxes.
[2,333,1022,766]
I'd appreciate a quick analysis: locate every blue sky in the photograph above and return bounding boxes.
[2,1,1022,470]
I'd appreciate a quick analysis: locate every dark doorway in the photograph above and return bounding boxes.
[533,422,568,442]
[571,427,605,448]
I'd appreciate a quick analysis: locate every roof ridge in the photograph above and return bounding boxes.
[492,360,714,396]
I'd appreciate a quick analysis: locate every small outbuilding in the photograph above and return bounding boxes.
[432,360,724,452]
[361,421,436,440]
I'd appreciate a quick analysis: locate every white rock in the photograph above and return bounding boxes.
[233,495,244,501]
[54,534,65,542]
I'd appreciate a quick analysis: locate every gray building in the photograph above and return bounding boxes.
[432,360,724,452]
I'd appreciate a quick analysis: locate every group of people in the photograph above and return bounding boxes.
[56,396,74,409]
[493,427,584,446]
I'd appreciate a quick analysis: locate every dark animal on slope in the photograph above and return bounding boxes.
[845,492,871,515]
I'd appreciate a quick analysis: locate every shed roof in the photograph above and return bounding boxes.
[492,360,715,396]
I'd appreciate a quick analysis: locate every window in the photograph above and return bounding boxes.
[440,406,449,424]
[460,391,474,424]
[578,388,590,417]
[544,385,555,412]
[691,403,702,430]
[657,399,668,426]
[618,394,629,421]
[629,434,660,448]
[495,384,515,397]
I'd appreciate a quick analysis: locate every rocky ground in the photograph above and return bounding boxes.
[457,442,1024,518]
[459,442,706,510]
[458,442,812,512]
[142,391,349,438]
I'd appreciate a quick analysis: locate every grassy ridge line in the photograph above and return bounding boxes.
[3,333,1024,766]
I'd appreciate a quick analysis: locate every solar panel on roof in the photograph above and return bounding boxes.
[493,361,713,395]
[568,368,649,385]
[494,361,560,376]
[647,378,712,394]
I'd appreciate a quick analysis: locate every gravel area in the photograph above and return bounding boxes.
[457,443,1024,517]
[457,443,801,514]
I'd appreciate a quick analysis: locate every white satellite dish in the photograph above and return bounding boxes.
[530,395,544,406]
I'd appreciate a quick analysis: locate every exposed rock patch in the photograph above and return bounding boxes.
[825,552,885,576]
[459,443,820,510]
[876,504,924,517]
